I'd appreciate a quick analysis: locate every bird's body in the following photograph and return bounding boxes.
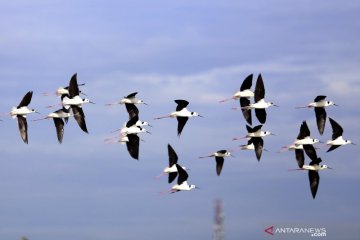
[171,164,197,193]
[10,91,38,144]
[293,121,320,146]
[326,118,355,152]
[120,92,147,105]
[10,106,34,117]
[199,150,232,176]
[154,99,203,136]
[297,95,337,135]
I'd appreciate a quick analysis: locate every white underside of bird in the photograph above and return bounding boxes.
[10,107,32,118]
[294,137,319,145]
[171,181,195,191]
[233,89,254,99]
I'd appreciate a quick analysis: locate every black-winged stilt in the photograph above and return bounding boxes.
[10,91,39,144]
[154,99,203,136]
[326,118,355,152]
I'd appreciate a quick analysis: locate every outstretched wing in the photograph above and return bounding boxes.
[18,91,33,107]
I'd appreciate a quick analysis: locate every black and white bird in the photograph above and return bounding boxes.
[241,74,278,124]
[233,125,273,161]
[293,121,320,146]
[32,107,72,143]
[326,118,355,152]
[106,92,148,106]
[171,164,198,193]
[154,99,203,136]
[62,73,94,133]
[199,150,232,176]
[121,116,151,135]
[296,95,338,135]
[158,144,188,183]
[10,91,39,144]
[220,74,254,125]
[291,146,331,199]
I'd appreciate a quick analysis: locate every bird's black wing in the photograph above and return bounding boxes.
[247,124,262,133]
[126,134,140,160]
[240,97,252,125]
[167,144,178,167]
[174,99,189,111]
[327,145,340,153]
[168,172,178,184]
[315,107,326,135]
[295,149,304,168]
[329,118,343,140]
[303,144,318,162]
[68,73,80,98]
[254,74,265,102]
[18,91,33,107]
[314,95,326,102]
[308,170,320,199]
[255,108,266,124]
[71,105,88,133]
[17,115,28,144]
[176,117,189,136]
[240,74,253,91]
[125,103,139,119]
[53,118,65,144]
[252,137,264,161]
[126,92,138,99]
[215,157,224,176]
[298,121,310,139]
[175,164,188,185]
[126,115,139,128]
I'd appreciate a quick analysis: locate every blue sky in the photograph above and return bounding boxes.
[0,0,360,239]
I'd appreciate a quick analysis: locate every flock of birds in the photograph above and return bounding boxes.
[5,73,355,197]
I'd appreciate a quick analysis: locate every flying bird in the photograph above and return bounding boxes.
[326,118,355,152]
[296,95,338,135]
[240,74,278,124]
[293,121,320,146]
[62,73,94,133]
[233,125,273,161]
[106,92,148,106]
[32,107,72,143]
[157,144,188,183]
[170,164,198,193]
[10,91,39,144]
[290,146,331,199]
[219,74,254,125]
[199,150,232,176]
[154,99,203,136]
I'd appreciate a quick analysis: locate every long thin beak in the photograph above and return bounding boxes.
[89,101,95,104]
[230,154,235,158]
[351,142,356,145]
[35,111,41,114]
[270,133,276,136]
[195,186,200,189]
[143,102,149,106]
[273,104,279,107]
[80,92,87,96]
[146,130,152,134]
[147,124,153,127]
[198,115,205,118]
[328,167,334,170]
[334,104,339,106]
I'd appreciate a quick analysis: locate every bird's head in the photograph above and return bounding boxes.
[191,112,204,118]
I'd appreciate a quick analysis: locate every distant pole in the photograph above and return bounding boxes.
[213,199,224,240]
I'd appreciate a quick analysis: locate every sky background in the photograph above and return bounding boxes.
[0,0,360,239]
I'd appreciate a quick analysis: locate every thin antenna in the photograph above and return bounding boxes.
[213,199,225,240]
